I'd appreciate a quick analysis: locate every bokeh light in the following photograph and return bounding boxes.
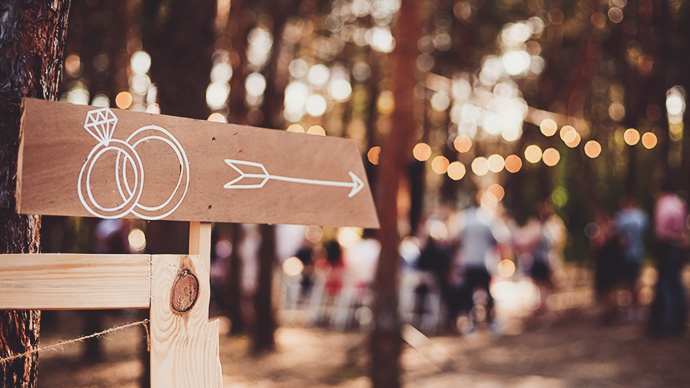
[128,228,146,253]
[624,128,640,146]
[368,146,381,165]
[453,135,472,153]
[328,79,352,101]
[542,147,560,166]
[487,183,505,201]
[305,94,327,116]
[524,145,542,164]
[413,143,432,161]
[471,157,490,176]
[505,154,523,173]
[115,91,133,109]
[431,156,450,175]
[307,125,326,136]
[497,259,516,278]
[286,124,305,133]
[487,154,505,173]
[207,112,227,123]
[641,132,658,149]
[584,140,602,158]
[540,119,558,137]
[282,256,304,277]
[447,161,466,180]
[130,51,151,75]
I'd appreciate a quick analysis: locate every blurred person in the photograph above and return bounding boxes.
[590,209,624,324]
[613,197,649,321]
[649,182,688,337]
[451,201,501,334]
[527,202,565,318]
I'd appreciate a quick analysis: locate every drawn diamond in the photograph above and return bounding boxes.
[84,108,118,145]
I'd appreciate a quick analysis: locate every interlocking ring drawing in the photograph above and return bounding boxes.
[77,107,190,220]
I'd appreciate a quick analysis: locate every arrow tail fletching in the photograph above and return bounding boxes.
[223,159,270,189]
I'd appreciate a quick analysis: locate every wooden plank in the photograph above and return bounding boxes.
[0,254,151,310]
[150,254,222,388]
[18,98,379,228]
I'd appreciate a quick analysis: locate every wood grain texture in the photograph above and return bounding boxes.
[0,254,150,309]
[18,98,379,228]
[150,254,222,388]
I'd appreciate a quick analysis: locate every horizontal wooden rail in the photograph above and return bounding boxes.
[0,253,151,310]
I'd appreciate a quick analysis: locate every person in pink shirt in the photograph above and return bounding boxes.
[649,180,688,337]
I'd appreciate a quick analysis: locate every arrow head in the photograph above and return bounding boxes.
[348,172,364,198]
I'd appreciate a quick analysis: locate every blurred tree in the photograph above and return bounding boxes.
[138,0,216,256]
[251,0,297,353]
[370,0,422,386]
[0,1,71,387]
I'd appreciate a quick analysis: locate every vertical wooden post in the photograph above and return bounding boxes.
[150,222,222,387]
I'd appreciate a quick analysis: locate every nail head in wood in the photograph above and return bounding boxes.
[171,270,199,313]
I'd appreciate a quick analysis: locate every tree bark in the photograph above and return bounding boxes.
[369,0,421,387]
[0,1,71,387]
[227,223,245,334]
[252,224,276,353]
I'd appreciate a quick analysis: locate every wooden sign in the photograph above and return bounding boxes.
[17,98,378,228]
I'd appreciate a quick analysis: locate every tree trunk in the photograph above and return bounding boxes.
[0,1,71,387]
[248,0,294,353]
[252,224,276,353]
[228,223,245,334]
[369,0,421,387]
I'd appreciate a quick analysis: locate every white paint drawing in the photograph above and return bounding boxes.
[77,107,189,220]
[223,159,365,198]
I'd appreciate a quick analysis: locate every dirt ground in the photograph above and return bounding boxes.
[36,266,690,388]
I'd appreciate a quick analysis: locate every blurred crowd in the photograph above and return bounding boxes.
[207,181,689,339]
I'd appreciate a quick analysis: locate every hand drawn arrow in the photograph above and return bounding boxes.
[223,159,365,198]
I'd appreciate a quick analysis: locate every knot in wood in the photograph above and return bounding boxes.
[171,270,198,313]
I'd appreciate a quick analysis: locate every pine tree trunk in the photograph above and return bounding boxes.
[0,1,71,387]
[369,0,421,387]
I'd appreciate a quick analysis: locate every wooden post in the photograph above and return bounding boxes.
[150,222,222,387]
